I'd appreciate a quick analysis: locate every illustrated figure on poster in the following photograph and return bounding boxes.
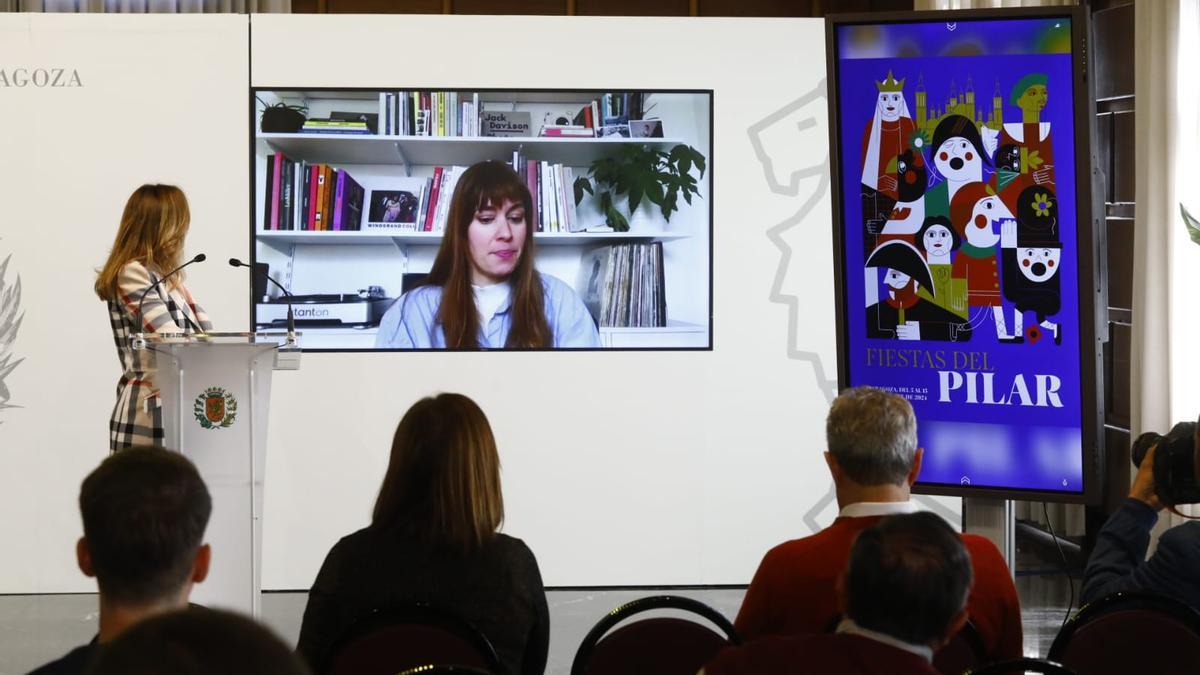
[861,71,916,237]
[864,240,970,342]
[877,147,928,245]
[985,73,1054,191]
[925,115,991,222]
[1001,185,1063,344]
[949,181,1020,342]
[914,215,968,319]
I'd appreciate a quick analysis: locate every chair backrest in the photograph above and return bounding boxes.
[1047,591,1200,675]
[325,604,503,675]
[966,657,1077,675]
[396,662,494,667]
[570,595,742,675]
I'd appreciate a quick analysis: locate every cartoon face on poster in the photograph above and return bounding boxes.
[834,17,1085,494]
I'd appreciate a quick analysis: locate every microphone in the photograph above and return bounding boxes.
[229,258,295,343]
[135,253,206,339]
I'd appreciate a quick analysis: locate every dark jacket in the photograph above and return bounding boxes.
[296,526,549,675]
[1081,498,1200,609]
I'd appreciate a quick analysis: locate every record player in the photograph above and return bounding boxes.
[257,286,393,327]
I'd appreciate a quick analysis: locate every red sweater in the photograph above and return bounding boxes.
[734,515,1023,662]
[705,633,940,675]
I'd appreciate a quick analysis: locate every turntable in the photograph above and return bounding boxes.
[257,287,393,327]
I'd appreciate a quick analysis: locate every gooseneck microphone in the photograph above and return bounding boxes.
[229,258,295,343]
[135,253,207,337]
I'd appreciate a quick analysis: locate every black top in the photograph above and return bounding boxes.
[296,526,549,675]
[26,640,98,675]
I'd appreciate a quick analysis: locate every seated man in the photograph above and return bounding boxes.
[28,447,212,675]
[704,512,972,675]
[734,386,1022,661]
[87,607,309,675]
[1081,418,1200,608]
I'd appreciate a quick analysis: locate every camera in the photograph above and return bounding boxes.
[1131,419,1200,506]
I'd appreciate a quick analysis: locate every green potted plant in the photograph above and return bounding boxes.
[1184,204,1200,247]
[573,143,707,232]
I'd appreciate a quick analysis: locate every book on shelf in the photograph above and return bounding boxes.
[540,124,594,138]
[575,242,667,328]
[365,177,427,231]
[261,159,367,232]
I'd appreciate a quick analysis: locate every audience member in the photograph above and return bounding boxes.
[734,386,1022,661]
[27,447,212,675]
[86,606,309,675]
[1081,417,1200,608]
[704,512,973,675]
[296,393,549,675]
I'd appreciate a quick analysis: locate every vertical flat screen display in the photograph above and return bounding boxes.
[829,12,1099,499]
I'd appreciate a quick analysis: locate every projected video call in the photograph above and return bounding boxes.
[832,16,1091,494]
[252,88,712,351]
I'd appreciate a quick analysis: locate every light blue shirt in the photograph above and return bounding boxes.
[374,273,602,349]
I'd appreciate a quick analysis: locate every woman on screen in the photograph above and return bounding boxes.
[296,393,549,675]
[374,160,600,349]
[94,184,212,451]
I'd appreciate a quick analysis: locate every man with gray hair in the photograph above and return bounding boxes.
[733,386,1023,664]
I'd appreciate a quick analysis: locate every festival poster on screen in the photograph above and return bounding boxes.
[836,17,1083,492]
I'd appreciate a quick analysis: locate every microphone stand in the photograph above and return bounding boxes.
[229,258,296,346]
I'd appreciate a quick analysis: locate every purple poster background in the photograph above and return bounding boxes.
[835,17,1084,493]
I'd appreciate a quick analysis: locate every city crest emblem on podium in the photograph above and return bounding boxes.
[194,386,238,429]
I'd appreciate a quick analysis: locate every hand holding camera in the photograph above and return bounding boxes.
[1130,419,1200,509]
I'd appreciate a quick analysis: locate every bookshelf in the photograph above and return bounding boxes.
[252,88,712,350]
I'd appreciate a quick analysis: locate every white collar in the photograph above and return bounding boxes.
[836,618,934,662]
[837,501,919,519]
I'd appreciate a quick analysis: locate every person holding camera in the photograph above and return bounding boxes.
[1081,417,1200,609]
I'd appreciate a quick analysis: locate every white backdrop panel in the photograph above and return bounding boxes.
[0,14,249,593]
[251,14,854,589]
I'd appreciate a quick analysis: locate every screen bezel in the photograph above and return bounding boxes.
[247,86,716,354]
[824,7,1105,504]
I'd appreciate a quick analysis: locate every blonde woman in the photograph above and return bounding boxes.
[94,185,212,451]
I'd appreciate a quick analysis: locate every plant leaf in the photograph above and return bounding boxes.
[574,177,593,205]
[1184,203,1200,246]
[629,182,644,213]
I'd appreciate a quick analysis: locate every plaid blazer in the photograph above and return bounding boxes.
[107,261,212,451]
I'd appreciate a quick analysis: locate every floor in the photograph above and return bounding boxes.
[0,563,1077,675]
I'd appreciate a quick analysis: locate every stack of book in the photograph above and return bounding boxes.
[509,151,583,233]
[299,117,371,135]
[577,242,667,328]
[379,91,481,137]
[262,153,365,231]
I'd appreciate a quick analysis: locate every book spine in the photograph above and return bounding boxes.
[332,171,346,231]
[425,167,443,232]
[270,153,283,231]
[314,165,327,230]
[378,93,387,136]
[324,166,335,230]
[263,153,275,231]
[281,160,293,231]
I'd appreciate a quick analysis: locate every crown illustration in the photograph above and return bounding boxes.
[876,70,905,92]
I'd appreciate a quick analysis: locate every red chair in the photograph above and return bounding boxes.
[570,595,741,675]
[324,604,502,675]
[1047,591,1200,675]
[966,657,1076,674]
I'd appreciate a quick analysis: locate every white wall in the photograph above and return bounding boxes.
[0,14,249,592]
[0,13,889,592]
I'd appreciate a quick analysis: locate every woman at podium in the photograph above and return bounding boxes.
[94,184,212,451]
[374,160,599,349]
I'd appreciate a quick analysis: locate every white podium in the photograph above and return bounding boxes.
[137,332,300,617]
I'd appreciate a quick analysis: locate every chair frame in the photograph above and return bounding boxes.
[966,657,1076,675]
[569,594,742,675]
[1047,590,1200,662]
[322,603,503,675]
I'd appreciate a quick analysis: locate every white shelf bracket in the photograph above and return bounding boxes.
[392,141,411,177]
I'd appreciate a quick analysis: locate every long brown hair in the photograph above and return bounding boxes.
[372,393,504,554]
[94,184,191,301]
[427,161,550,348]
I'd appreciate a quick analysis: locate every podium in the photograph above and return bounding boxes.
[135,332,300,617]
